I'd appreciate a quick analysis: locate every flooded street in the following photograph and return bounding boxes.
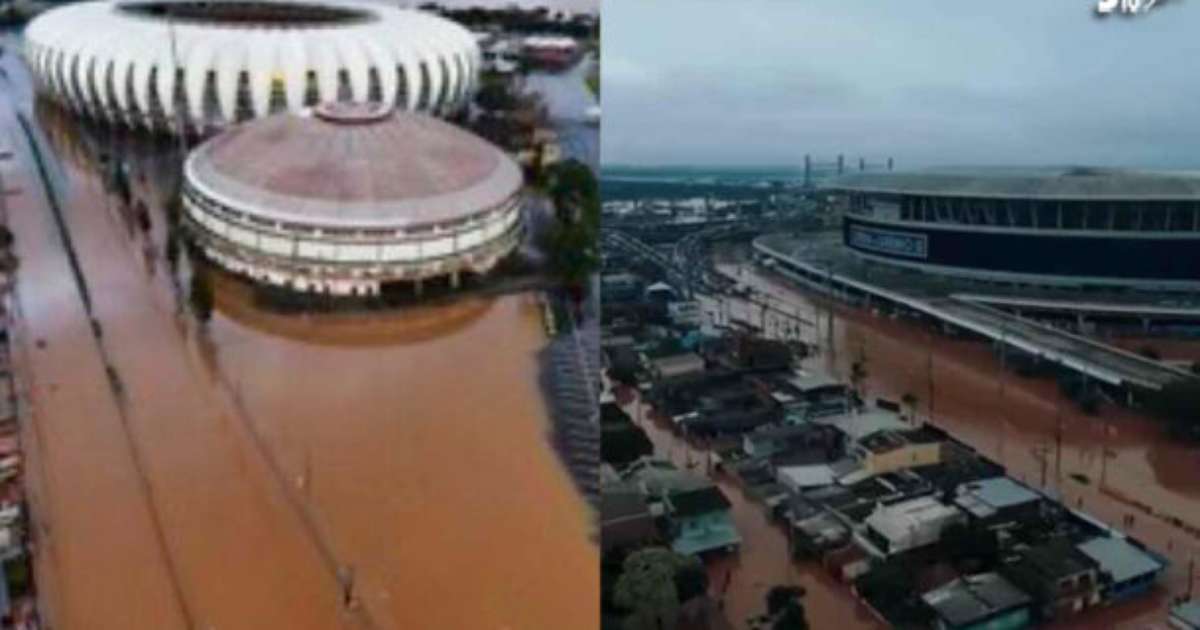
[2,45,595,630]
[708,252,1200,627]
[616,388,884,630]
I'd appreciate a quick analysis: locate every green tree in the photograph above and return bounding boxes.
[547,159,600,228]
[765,586,808,630]
[613,547,702,630]
[474,81,519,112]
[189,268,214,324]
[543,160,600,298]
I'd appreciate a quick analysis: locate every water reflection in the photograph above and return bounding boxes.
[15,68,598,630]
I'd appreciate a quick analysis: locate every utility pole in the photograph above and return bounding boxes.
[926,327,936,426]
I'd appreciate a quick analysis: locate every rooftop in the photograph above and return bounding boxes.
[815,409,910,441]
[669,486,732,518]
[865,496,962,541]
[953,477,1041,519]
[1076,536,1165,584]
[828,167,1200,201]
[923,572,1032,627]
[186,107,523,228]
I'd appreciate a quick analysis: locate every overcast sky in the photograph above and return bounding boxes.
[601,1,1200,169]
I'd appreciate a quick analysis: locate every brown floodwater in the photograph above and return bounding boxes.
[613,389,884,630]
[714,257,1200,627]
[5,69,597,629]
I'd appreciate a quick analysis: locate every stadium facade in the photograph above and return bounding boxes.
[23,0,479,134]
[830,168,1200,290]
[182,102,523,296]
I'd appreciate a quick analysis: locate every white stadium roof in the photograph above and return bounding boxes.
[23,0,480,133]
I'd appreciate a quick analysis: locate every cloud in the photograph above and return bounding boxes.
[600,0,1200,169]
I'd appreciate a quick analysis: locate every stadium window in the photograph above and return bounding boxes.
[304,70,319,107]
[366,66,382,102]
[202,70,221,124]
[395,65,409,107]
[235,70,253,122]
[268,76,287,113]
[336,69,353,102]
[417,62,431,110]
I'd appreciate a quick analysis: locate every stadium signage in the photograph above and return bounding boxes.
[848,225,928,259]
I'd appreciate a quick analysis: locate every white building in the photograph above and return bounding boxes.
[24,0,480,134]
[183,102,523,296]
[858,496,966,558]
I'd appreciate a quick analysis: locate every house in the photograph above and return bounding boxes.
[858,496,966,558]
[792,511,852,559]
[853,427,943,476]
[600,487,658,553]
[1170,600,1200,629]
[741,423,842,459]
[667,301,703,328]
[953,477,1043,529]
[1075,535,1166,603]
[647,352,706,381]
[521,35,580,69]
[601,272,643,303]
[816,409,910,443]
[621,459,741,556]
[667,485,741,556]
[922,572,1033,630]
[1001,539,1101,621]
[730,336,792,371]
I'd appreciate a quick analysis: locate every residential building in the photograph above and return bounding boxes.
[1076,536,1166,602]
[953,477,1043,529]
[647,352,706,381]
[922,572,1033,630]
[858,496,966,558]
[1001,540,1100,621]
[667,485,741,556]
[853,427,943,476]
[600,487,658,553]
[1170,600,1200,629]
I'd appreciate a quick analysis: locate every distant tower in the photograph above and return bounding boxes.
[837,154,845,175]
[804,154,812,188]
[859,157,866,172]
[888,157,894,171]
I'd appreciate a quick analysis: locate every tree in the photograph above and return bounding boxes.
[189,268,214,324]
[543,160,600,301]
[474,81,519,113]
[764,586,808,630]
[612,548,702,630]
[547,159,600,228]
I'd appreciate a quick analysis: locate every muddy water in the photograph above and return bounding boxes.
[6,64,597,629]
[3,85,188,630]
[203,287,599,630]
[716,259,1200,626]
[614,391,883,630]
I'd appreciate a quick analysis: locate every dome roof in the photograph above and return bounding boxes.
[184,104,524,228]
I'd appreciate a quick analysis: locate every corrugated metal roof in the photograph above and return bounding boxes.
[827,167,1200,201]
[1077,536,1164,584]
